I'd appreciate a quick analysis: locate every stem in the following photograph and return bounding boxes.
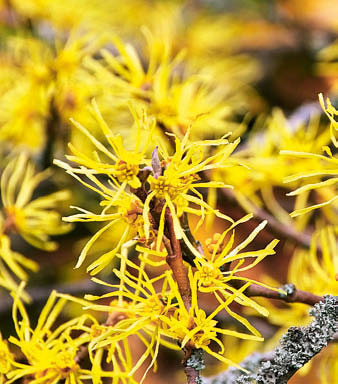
[164,208,204,383]
[185,365,201,384]
[165,208,191,310]
[231,281,323,306]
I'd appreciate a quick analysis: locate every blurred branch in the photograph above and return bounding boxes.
[40,99,59,170]
[0,279,112,314]
[220,188,315,250]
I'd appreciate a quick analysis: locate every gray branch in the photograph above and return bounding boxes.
[205,295,337,384]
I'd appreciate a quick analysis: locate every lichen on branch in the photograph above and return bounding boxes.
[205,295,337,384]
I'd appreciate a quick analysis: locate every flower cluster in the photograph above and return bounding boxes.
[51,101,282,380]
[2,283,135,384]
[0,32,101,152]
[0,154,71,297]
[0,2,336,383]
[84,31,248,142]
[55,104,241,274]
[213,104,335,229]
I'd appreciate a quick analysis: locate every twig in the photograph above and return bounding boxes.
[165,208,191,310]
[164,208,204,384]
[232,282,324,306]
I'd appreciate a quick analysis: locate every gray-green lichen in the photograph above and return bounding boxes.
[204,295,337,384]
[204,353,272,384]
[185,349,205,384]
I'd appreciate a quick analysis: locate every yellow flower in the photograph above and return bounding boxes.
[0,75,49,149]
[7,285,96,384]
[57,99,154,191]
[0,37,50,149]
[80,257,180,383]
[281,95,338,218]
[0,32,102,151]
[143,127,239,254]
[161,269,263,370]
[194,216,280,328]
[215,107,333,227]
[289,226,337,300]
[0,230,38,299]
[83,254,267,380]
[54,103,158,275]
[257,226,337,332]
[48,290,137,384]
[1,153,72,250]
[0,334,13,383]
[85,31,245,141]
[63,189,144,274]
